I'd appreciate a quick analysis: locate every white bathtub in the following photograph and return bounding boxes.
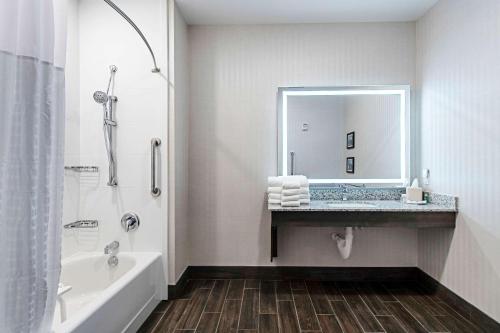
[52,252,164,333]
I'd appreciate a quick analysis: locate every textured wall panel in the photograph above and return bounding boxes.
[188,23,417,267]
[169,3,190,283]
[63,0,168,257]
[417,0,500,322]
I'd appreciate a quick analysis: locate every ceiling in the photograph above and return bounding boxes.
[175,0,439,25]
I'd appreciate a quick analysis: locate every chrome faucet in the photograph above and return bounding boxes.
[104,241,119,254]
[341,184,348,201]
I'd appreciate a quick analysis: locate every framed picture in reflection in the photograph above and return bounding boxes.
[346,157,355,174]
[347,131,355,149]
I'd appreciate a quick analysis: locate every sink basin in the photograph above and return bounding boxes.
[326,201,377,209]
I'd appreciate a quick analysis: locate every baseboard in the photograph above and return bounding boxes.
[168,268,191,299]
[417,269,500,333]
[182,266,419,281]
[168,266,418,297]
[186,266,417,281]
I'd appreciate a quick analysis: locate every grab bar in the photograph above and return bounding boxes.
[290,151,295,175]
[151,138,161,197]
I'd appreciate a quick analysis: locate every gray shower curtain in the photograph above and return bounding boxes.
[0,0,66,331]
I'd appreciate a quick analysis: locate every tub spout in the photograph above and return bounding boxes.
[104,241,120,254]
[332,227,354,259]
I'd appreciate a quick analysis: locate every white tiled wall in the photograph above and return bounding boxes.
[62,0,169,269]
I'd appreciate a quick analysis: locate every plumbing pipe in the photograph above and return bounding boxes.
[332,227,354,259]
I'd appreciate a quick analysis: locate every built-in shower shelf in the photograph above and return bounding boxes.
[63,220,99,229]
[64,166,99,173]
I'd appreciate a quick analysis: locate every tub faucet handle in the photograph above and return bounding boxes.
[121,212,140,232]
[104,241,119,254]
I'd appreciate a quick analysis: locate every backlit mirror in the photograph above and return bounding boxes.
[277,86,410,185]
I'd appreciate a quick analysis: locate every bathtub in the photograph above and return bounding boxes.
[52,252,164,333]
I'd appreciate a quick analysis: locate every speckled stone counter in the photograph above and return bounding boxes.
[309,186,405,201]
[268,199,457,212]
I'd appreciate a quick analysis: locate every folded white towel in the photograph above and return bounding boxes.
[267,186,282,194]
[282,181,301,189]
[281,201,300,207]
[268,175,309,187]
[281,195,300,202]
[268,177,282,187]
[282,188,309,196]
[300,198,310,204]
[268,198,281,205]
[283,175,309,187]
[268,193,281,200]
[299,194,310,200]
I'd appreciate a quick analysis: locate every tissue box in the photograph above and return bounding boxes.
[406,187,423,202]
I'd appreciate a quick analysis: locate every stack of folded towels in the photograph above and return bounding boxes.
[267,175,310,207]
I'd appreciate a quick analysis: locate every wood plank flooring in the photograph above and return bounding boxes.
[138,280,486,333]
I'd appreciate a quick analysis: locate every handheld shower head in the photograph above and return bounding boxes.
[93,91,108,104]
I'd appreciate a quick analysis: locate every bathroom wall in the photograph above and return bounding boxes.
[287,96,345,179]
[188,23,418,266]
[417,0,500,323]
[343,95,401,179]
[167,2,190,284]
[63,0,169,280]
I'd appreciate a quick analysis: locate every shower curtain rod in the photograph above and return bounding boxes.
[103,0,160,73]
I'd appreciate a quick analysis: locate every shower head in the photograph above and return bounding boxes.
[93,91,108,104]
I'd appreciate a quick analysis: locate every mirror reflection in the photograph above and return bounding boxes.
[279,87,409,184]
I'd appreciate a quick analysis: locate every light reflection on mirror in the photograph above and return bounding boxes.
[278,86,410,185]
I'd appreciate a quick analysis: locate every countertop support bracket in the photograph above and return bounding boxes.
[270,210,456,261]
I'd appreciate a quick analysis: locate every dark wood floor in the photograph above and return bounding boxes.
[138,279,485,333]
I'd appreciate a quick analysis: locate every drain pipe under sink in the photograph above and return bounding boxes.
[332,227,354,259]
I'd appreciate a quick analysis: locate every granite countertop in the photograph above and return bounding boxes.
[268,199,457,213]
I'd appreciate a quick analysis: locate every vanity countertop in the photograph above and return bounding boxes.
[268,196,457,260]
[268,200,457,213]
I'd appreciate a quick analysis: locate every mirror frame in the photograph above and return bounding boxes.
[277,85,411,185]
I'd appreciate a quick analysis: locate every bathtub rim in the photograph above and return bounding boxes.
[53,251,162,332]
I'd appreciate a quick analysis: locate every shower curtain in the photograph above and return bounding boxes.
[0,0,66,332]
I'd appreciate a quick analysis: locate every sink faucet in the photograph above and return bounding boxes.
[341,185,348,201]
[104,241,119,254]
[341,183,367,201]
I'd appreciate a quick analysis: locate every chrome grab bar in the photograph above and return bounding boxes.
[151,138,161,197]
[290,151,295,175]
